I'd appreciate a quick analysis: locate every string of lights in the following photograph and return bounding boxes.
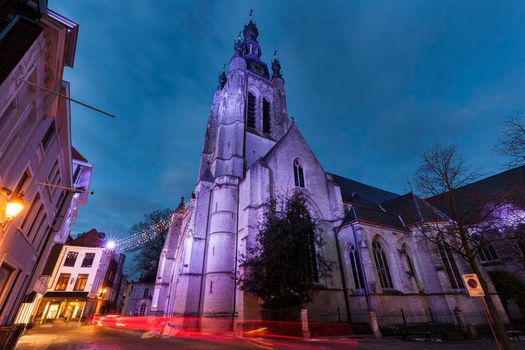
[112,215,173,253]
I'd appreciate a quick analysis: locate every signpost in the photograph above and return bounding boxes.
[462,274,485,297]
[462,273,501,350]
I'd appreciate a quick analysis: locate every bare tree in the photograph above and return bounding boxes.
[414,143,519,350]
[496,111,525,168]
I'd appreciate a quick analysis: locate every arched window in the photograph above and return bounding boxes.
[372,238,393,289]
[479,243,498,262]
[247,92,256,129]
[473,232,499,263]
[293,159,305,188]
[401,244,421,290]
[348,244,365,290]
[438,242,462,289]
[263,98,271,134]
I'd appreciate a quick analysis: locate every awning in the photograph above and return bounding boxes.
[44,291,89,299]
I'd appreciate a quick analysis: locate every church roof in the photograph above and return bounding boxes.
[346,205,405,229]
[260,123,296,165]
[331,173,448,229]
[381,192,448,225]
[427,164,525,224]
[330,173,399,207]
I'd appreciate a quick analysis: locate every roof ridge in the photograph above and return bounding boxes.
[456,164,525,191]
[328,173,399,197]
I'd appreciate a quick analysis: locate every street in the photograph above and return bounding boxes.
[14,325,525,350]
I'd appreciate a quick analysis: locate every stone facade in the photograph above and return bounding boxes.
[152,18,512,332]
[122,282,154,316]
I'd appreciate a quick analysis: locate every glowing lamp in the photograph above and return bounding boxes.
[106,241,116,250]
[5,196,24,220]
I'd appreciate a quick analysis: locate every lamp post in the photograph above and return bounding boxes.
[95,288,108,315]
[0,187,25,224]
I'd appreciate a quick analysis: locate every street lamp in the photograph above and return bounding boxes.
[0,188,25,224]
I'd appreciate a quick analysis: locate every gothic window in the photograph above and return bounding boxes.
[401,244,421,290]
[372,237,394,289]
[293,159,305,188]
[348,244,365,290]
[306,230,319,283]
[438,243,462,289]
[247,92,256,129]
[473,232,499,263]
[479,243,498,262]
[263,98,271,134]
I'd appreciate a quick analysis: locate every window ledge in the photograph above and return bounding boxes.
[382,289,404,295]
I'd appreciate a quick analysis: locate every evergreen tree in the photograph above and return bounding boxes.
[239,192,331,311]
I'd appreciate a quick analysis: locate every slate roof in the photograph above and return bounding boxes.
[71,146,88,163]
[331,174,447,229]
[68,229,106,248]
[330,174,399,207]
[427,165,525,223]
[381,193,448,225]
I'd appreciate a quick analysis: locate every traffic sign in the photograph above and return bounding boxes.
[462,274,485,297]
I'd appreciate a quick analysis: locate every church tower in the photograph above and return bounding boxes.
[196,15,290,320]
[155,15,291,324]
[198,16,289,181]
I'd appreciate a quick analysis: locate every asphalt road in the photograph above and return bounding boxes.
[14,325,525,350]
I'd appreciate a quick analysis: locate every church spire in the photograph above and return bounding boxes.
[230,10,271,79]
[271,50,282,80]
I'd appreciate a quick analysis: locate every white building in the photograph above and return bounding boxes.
[121,282,154,317]
[32,229,125,324]
[152,18,509,335]
[0,1,92,328]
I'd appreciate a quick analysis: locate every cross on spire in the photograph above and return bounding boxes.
[249,9,253,21]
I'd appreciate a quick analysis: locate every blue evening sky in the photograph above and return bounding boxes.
[49,1,525,239]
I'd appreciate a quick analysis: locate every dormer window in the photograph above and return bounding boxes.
[293,159,305,188]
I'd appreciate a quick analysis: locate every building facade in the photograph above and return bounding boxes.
[152,18,510,333]
[0,0,90,328]
[32,229,126,324]
[121,282,154,317]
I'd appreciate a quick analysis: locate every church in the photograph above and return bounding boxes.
[150,17,509,333]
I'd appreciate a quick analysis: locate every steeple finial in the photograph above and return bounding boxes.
[249,9,253,21]
[271,51,282,80]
